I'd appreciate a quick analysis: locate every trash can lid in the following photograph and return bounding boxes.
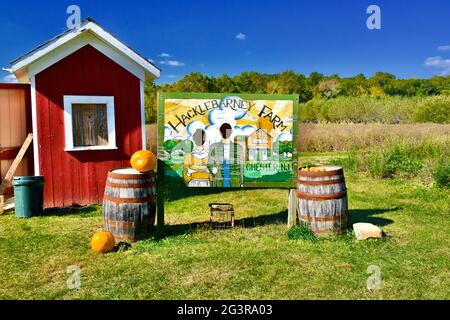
[13,176,44,181]
[12,176,45,186]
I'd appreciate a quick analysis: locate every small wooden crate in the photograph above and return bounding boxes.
[209,203,234,229]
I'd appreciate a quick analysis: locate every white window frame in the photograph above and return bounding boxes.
[63,95,117,151]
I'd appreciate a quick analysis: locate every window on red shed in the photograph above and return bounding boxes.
[72,104,108,146]
[63,96,116,151]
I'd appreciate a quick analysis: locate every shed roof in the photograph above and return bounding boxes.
[10,18,160,82]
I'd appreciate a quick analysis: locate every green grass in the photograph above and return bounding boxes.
[298,151,350,164]
[0,172,449,300]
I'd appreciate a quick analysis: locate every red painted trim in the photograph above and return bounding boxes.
[0,83,30,89]
[0,147,20,160]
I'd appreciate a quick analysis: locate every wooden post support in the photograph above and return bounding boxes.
[156,159,165,240]
[0,133,33,196]
[287,188,298,228]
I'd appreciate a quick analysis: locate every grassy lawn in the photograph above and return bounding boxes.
[0,170,449,300]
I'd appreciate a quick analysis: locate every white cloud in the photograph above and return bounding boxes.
[234,125,256,137]
[424,56,450,75]
[164,125,185,142]
[168,74,176,79]
[204,125,222,144]
[1,74,18,83]
[186,120,205,137]
[159,59,185,67]
[209,96,248,129]
[159,53,172,57]
[218,96,248,120]
[208,108,237,128]
[235,32,246,40]
[277,132,292,142]
[205,96,252,143]
[438,45,450,51]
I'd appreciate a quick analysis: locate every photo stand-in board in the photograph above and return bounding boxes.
[156,93,299,236]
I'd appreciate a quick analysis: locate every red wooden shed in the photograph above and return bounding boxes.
[8,18,160,207]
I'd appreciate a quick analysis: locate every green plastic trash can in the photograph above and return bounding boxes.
[12,176,44,218]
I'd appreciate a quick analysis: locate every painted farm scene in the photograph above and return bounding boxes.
[0,1,449,302]
[161,94,297,188]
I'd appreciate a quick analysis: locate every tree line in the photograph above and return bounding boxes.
[144,71,450,123]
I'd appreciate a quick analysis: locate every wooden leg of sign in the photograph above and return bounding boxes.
[156,159,165,240]
[156,193,164,240]
[287,188,298,228]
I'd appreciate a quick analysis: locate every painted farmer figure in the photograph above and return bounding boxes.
[183,129,212,187]
[208,123,244,187]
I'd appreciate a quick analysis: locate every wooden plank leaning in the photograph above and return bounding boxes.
[0,133,33,212]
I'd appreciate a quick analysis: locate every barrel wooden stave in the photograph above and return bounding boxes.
[297,166,348,236]
[103,169,156,244]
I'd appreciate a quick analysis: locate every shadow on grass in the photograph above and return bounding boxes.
[348,208,397,227]
[162,222,209,238]
[164,186,246,201]
[42,205,100,217]
[159,209,288,239]
[235,210,287,228]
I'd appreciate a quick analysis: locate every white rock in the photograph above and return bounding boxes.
[353,223,382,240]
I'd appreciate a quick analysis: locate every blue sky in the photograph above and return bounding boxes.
[1,0,449,84]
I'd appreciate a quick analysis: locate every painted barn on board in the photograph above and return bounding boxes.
[7,18,160,207]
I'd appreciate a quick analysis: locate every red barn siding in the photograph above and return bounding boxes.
[35,44,143,207]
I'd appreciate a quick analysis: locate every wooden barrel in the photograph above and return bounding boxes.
[103,168,156,244]
[297,166,348,236]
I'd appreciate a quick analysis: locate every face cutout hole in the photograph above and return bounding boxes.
[220,123,232,139]
[193,128,206,146]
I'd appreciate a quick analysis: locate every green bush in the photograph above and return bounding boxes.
[433,157,450,188]
[330,150,360,171]
[300,96,450,124]
[368,146,423,178]
[368,140,444,178]
[413,97,450,123]
[334,138,447,181]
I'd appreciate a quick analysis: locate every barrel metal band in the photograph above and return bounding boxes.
[105,182,155,189]
[297,190,347,200]
[298,168,343,177]
[103,195,156,203]
[297,178,345,186]
[112,232,148,238]
[110,234,148,242]
[108,169,155,180]
[104,218,151,227]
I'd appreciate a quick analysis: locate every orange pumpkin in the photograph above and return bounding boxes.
[130,150,156,172]
[91,231,115,253]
